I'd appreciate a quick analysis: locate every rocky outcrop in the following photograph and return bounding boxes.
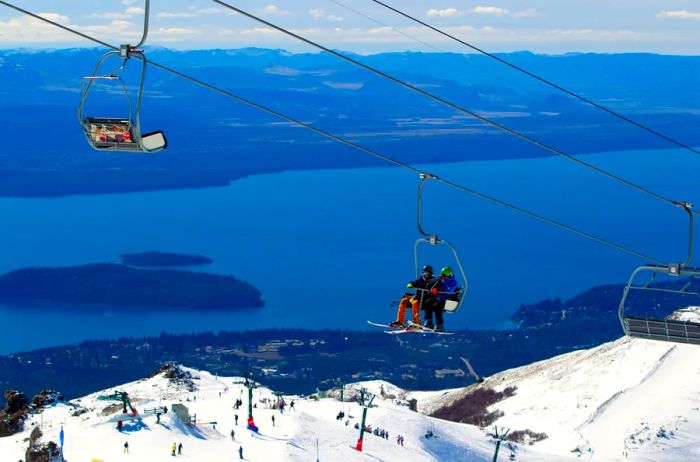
[154,363,198,391]
[31,390,64,409]
[0,390,30,437]
[25,427,61,462]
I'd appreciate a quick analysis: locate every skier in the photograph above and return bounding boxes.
[123,441,129,453]
[239,445,244,460]
[272,415,276,426]
[117,420,123,432]
[230,429,235,441]
[178,442,183,455]
[423,266,460,331]
[235,414,239,425]
[171,442,177,456]
[290,399,296,411]
[389,265,436,329]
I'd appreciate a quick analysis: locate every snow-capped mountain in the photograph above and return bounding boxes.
[2,336,700,461]
[422,337,700,461]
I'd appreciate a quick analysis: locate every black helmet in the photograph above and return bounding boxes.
[422,265,433,273]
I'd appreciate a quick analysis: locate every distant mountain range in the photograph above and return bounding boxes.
[1,48,699,196]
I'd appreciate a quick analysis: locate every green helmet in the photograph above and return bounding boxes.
[440,266,454,277]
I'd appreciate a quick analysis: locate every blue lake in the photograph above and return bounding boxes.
[1,147,698,354]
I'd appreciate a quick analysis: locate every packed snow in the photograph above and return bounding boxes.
[3,336,700,461]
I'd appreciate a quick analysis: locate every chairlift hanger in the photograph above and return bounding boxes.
[413,173,468,313]
[618,202,700,344]
[77,0,166,153]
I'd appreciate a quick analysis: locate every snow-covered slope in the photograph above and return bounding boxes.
[3,336,700,462]
[0,366,496,462]
[423,337,700,461]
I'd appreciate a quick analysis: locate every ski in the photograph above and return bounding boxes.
[367,320,453,335]
[388,322,454,335]
[367,320,396,329]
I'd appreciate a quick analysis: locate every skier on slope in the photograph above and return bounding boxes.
[389,265,437,329]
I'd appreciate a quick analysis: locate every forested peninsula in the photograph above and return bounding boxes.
[0,263,263,310]
[120,251,213,268]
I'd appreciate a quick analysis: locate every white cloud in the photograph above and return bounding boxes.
[262,5,289,16]
[309,8,343,22]
[471,6,510,16]
[241,27,283,36]
[125,7,145,15]
[657,10,700,21]
[37,12,70,23]
[86,12,130,20]
[157,12,198,19]
[513,9,538,19]
[309,8,325,20]
[154,27,197,35]
[427,8,463,18]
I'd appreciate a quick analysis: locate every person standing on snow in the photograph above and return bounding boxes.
[239,445,244,459]
[390,265,436,329]
[123,441,129,453]
[171,442,177,456]
[178,442,183,455]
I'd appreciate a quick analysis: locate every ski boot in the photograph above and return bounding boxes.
[388,321,405,329]
[435,324,445,332]
[424,321,435,330]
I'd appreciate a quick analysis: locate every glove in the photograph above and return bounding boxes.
[431,288,438,294]
[406,283,414,288]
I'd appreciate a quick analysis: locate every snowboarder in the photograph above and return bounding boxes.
[423,266,460,331]
[239,445,244,460]
[123,441,129,453]
[171,442,177,456]
[389,265,436,329]
[178,442,183,455]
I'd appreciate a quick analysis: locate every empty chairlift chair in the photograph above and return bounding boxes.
[618,264,700,345]
[618,202,700,345]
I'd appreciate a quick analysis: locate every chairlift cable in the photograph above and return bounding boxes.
[210,0,697,218]
[326,0,446,54]
[368,0,700,158]
[0,0,666,265]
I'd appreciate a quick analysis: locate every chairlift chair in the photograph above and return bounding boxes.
[77,0,166,153]
[618,264,700,344]
[618,202,700,344]
[413,173,469,313]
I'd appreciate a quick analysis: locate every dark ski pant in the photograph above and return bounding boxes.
[423,300,444,327]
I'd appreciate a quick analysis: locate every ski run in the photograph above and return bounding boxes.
[3,336,700,461]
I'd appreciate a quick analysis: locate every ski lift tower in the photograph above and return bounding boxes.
[491,426,510,462]
[335,378,344,403]
[234,374,260,431]
[354,388,376,452]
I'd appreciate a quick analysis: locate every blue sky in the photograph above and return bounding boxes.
[1,0,699,54]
